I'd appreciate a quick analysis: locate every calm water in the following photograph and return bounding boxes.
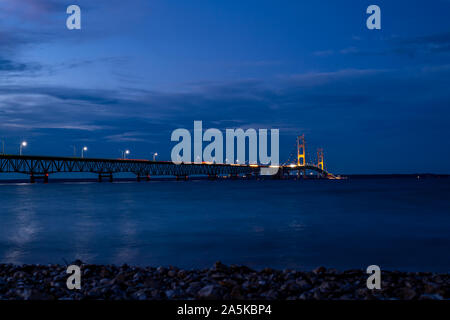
[0,178,449,272]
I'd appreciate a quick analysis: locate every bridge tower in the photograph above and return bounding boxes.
[317,148,324,171]
[297,134,306,178]
[297,134,306,166]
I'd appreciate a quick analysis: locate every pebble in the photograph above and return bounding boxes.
[0,262,447,300]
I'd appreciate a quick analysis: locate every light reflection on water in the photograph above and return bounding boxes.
[0,179,449,272]
[3,186,40,264]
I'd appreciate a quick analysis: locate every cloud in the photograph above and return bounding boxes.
[393,32,450,55]
[0,0,61,21]
[104,132,152,142]
[322,32,450,58]
[339,47,359,55]
[313,50,334,57]
[0,30,26,50]
[0,58,41,73]
[1,64,449,137]
[0,58,30,72]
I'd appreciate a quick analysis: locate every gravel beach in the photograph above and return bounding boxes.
[0,262,448,300]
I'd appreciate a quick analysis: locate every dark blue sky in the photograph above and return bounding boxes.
[1,0,450,173]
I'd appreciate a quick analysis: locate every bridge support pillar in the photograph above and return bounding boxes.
[296,168,306,179]
[30,173,49,184]
[98,173,113,182]
[136,174,151,182]
[272,169,284,180]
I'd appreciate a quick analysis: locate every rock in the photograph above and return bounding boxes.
[299,292,310,300]
[340,282,354,293]
[112,273,126,285]
[165,290,175,299]
[319,281,333,292]
[211,272,227,280]
[19,289,53,300]
[261,289,278,299]
[133,272,144,281]
[167,270,176,277]
[71,259,83,266]
[132,289,148,300]
[13,271,26,279]
[327,268,339,275]
[296,279,312,291]
[177,270,187,278]
[0,262,448,301]
[230,286,244,299]
[156,266,166,274]
[432,275,443,284]
[197,285,221,300]
[281,280,299,292]
[262,267,274,274]
[241,281,251,290]
[313,266,326,275]
[218,279,237,288]
[213,261,228,272]
[424,282,439,293]
[401,288,417,300]
[313,289,323,300]
[419,293,444,300]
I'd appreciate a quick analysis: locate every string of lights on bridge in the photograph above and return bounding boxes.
[0,140,159,162]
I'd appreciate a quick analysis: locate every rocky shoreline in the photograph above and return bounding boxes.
[0,262,448,300]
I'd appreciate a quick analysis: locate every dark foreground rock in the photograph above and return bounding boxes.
[0,262,448,300]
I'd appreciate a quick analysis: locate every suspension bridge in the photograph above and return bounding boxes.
[0,135,340,183]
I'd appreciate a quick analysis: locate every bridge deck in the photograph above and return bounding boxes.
[0,154,332,181]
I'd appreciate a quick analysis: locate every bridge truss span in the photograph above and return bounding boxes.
[0,155,259,181]
[0,154,338,182]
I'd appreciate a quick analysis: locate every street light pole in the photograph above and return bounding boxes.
[81,146,87,158]
[19,141,27,156]
[122,150,130,159]
[153,152,158,161]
